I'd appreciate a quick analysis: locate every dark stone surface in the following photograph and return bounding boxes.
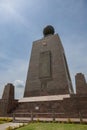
[75,73,87,94]
[39,51,51,79]
[24,33,73,97]
[2,83,14,100]
[13,94,87,118]
[0,26,87,119]
[0,83,18,116]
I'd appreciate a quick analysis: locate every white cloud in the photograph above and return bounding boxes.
[0,58,28,99]
[13,80,25,88]
[13,79,25,99]
[15,87,24,99]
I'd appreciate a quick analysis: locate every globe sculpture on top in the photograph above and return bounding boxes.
[43,25,55,36]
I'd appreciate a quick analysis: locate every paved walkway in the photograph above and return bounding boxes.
[0,118,87,130]
[0,122,24,130]
[14,117,87,123]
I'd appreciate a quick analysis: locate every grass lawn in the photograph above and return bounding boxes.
[16,122,87,130]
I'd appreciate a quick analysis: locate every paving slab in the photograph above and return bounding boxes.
[0,122,24,130]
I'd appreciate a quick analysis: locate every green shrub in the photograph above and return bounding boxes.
[6,125,20,130]
[6,126,13,130]
[67,118,72,123]
[0,117,12,122]
[37,118,40,122]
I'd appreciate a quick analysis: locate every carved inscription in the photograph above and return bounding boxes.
[39,51,51,79]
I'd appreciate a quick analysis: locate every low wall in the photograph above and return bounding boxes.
[13,94,87,118]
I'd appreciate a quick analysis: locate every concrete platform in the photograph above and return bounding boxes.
[19,94,70,102]
[13,117,87,123]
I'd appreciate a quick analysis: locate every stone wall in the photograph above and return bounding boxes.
[24,34,73,97]
[14,94,87,118]
[75,73,87,94]
[0,83,18,116]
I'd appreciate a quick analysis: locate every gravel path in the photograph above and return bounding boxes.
[0,122,23,130]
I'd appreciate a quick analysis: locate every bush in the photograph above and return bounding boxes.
[6,126,13,130]
[37,118,40,122]
[6,126,20,130]
[67,118,72,123]
[0,117,13,122]
[0,118,12,124]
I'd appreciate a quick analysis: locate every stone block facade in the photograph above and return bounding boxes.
[13,94,87,118]
[75,73,87,94]
[0,25,87,119]
[0,83,18,116]
[24,33,73,97]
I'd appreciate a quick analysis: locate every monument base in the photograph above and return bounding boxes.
[13,94,87,118]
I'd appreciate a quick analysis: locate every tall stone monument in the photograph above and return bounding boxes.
[1,25,87,119]
[0,83,18,116]
[24,25,74,97]
[75,73,87,94]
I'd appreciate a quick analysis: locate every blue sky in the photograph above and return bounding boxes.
[0,0,87,99]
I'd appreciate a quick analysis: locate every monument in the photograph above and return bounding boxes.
[0,83,18,116]
[75,73,87,94]
[0,25,87,119]
[24,25,74,97]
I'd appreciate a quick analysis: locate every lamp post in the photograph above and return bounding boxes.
[35,106,39,111]
[35,106,39,119]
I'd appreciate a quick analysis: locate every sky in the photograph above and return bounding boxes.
[0,0,87,99]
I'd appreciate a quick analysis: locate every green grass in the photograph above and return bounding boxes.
[16,122,87,130]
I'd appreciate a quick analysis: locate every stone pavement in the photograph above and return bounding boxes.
[14,117,87,123]
[0,122,24,130]
[0,118,87,130]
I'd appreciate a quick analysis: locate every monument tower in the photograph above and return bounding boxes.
[1,25,87,118]
[24,25,74,97]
